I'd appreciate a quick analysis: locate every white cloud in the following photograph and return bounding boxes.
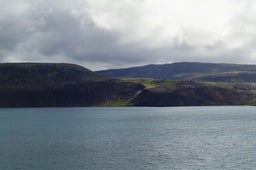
[87,0,239,47]
[1,0,256,70]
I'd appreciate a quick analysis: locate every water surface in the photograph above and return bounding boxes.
[1,106,256,170]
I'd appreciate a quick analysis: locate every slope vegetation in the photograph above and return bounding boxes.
[1,63,256,107]
[126,79,256,106]
[96,62,256,82]
[0,63,143,107]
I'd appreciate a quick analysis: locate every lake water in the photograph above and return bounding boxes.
[1,107,256,170]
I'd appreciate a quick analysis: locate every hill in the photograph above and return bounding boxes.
[96,62,256,82]
[0,63,143,107]
[1,63,256,107]
[121,78,256,106]
[0,63,103,84]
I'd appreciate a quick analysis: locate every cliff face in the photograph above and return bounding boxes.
[0,81,144,107]
[0,63,145,107]
[0,63,256,107]
[130,84,253,106]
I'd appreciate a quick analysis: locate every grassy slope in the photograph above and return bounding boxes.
[1,63,256,107]
[121,78,256,106]
[96,62,256,83]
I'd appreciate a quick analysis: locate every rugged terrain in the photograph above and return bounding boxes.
[123,79,256,106]
[1,63,256,107]
[96,62,256,82]
[0,63,143,107]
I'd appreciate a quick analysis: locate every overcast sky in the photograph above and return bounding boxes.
[1,0,256,70]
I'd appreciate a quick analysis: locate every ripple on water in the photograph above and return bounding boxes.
[1,106,256,170]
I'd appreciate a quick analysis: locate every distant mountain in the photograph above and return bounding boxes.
[96,62,256,82]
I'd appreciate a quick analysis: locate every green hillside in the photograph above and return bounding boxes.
[0,63,256,107]
[96,62,256,82]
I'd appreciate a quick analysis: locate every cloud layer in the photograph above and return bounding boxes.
[1,0,256,70]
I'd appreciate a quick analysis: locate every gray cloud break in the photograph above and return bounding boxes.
[0,0,256,70]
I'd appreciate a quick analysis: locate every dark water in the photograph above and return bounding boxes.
[1,107,256,170]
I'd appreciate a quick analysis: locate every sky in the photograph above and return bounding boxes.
[1,0,256,70]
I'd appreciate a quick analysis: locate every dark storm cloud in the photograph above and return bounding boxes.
[1,0,256,70]
[0,16,30,50]
[0,4,151,68]
[34,8,147,65]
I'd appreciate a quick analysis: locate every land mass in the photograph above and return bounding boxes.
[1,62,256,107]
[96,62,256,82]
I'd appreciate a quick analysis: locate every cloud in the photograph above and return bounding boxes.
[0,0,256,70]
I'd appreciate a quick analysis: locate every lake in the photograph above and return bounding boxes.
[1,106,256,170]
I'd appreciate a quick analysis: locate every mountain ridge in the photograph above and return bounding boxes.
[1,62,256,107]
[96,62,256,82]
